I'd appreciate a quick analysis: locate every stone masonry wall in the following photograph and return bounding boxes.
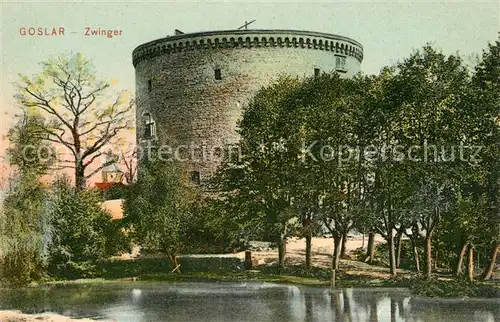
[134,30,363,179]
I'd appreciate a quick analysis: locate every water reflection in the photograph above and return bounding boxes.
[0,282,498,321]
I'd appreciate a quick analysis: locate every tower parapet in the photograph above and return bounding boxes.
[133,29,363,67]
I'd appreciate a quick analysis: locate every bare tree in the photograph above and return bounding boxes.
[121,147,138,184]
[15,53,133,190]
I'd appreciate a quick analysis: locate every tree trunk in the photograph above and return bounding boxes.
[278,237,287,272]
[75,162,86,191]
[424,233,432,279]
[395,232,403,268]
[388,233,397,277]
[341,229,348,259]
[467,245,474,281]
[411,238,420,273]
[455,241,468,277]
[481,244,498,280]
[331,235,342,287]
[365,232,375,263]
[305,233,312,275]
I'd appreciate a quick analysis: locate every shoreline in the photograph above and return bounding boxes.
[0,310,113,322]
[3,268,498,299]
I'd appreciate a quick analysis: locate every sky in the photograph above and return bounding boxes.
[0,0,499,182]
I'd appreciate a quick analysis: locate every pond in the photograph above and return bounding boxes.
[0,282,498,321]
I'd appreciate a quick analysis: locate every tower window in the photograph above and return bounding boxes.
[335,56,346,71]
[190,171,201,185]
[148,79,152,92]
[143,113,156,139]
[214,68,222,80]
[314,68,320,77]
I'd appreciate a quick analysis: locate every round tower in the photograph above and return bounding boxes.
[132,29,363,182]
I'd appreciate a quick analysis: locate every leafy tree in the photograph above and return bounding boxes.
[214,76,302,270]
[7,110,55,176]
[0,111,53,285]
[355,67,407,277]
[15,53,134,190]
[217,73,376,280]
[123,158,195,270]
[0,175,51,285]
[283,73,366,279]
[352,71,394,265]
[386,46,471,278]
[436,190,485,277]
[470,40,500,280]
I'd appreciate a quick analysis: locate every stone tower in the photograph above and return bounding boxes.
[132,29,363,182]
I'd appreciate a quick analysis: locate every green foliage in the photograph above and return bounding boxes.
[259,264,332,280]
[7,111,55,176]
[471,41,500,247]
[374,241,423,270]
[4,42,497,288]
[46,177,130,278]
[124,155,248,259]
[183,198,247,253]
[176,256,244,273]
[410,278,500,298]
[96,257,173,278]
[215,74,370,246]
[0,173,50,285]
[214,76,302,245]
[0,112,54,285]
[213,43,499,279]
[102,183,128,200]
[124,158,194,258]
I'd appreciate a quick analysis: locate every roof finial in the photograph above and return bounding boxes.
[237,20,256,30]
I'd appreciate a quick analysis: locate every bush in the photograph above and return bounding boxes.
[47,178,131,279]
[95,256,244,279]
[182,199,248,254]
[374,240,423,271]
[352,247,367,262]
[103,183,128,200]
[259,264,331,280]
[0,241,47,286]
[177,256,244,273]
[410,277,500,298]
[124,159,246,263]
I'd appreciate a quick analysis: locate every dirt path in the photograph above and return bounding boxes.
[250,235,385,266]
[234,235,398,278]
